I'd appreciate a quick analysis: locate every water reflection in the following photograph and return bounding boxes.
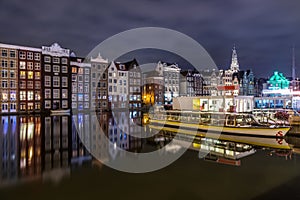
[1,113,300,187]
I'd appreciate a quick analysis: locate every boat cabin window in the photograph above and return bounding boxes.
[236,115,247,126]
[226,115,235,126]
[201,114,211,124]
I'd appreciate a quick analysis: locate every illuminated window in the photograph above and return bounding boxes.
[72,94,76,101]
[10,80,16,88]
[62,66,68,73]
[2,91,8,100]
[10,60,16,68]
[61,58,68,64]
[35,72,40,80]
[78,83,83,92]
[72,67,77,73]
[27,91,34,100]
[20,91,26,100]
[34,63,41,70]
[35,91,40,100]
[45,64,51,72]
[27,81,33,89]
[53,65,60,72]
[28,71,33,79]
[10,103,16,110]
[53,57,60,64]
[35,81,41,89]
[45,76,51,87]
[35,103,40,110]
[19,61,26,69]
[1,80,7,88]
[45,89,51,99]
[72,74,77,81]
[10,71,15,78]
[10,91,16,101]
[2,60,8,67]
[78,94,83,101]
[78,68,83,74]
[62,77,68,87]
[10,50,16,58]
[20,81,26,89]
[53,89,60,99]
[1,70,8,78]
[20,103,26,111]
[2,49,7,57]
[53,76,60,87]
[45,100,51,109]
[19,51,26,59]
[78,75,83,82]
[72,83,77,93]
[62,100,68,108]
[27,52,33,60]
[27,62,33,70]
[44,56,51,63]
[84,83,89,93]
[1,103,8,111]
[84,75,89,82]
[20,71,26,79]
[34,53,40,61]
[62,89,68,99]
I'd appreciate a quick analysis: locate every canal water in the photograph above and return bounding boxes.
[1,112,300,200]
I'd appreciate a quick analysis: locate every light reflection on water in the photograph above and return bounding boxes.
[1,113,300,199]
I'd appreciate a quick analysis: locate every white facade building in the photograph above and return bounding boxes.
[157,61,181,105]
[90,54,109,111]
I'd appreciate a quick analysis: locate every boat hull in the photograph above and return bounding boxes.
[149,124,290,149]
[149,119,290,138]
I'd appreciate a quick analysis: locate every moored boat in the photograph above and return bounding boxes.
[149,110,290,137]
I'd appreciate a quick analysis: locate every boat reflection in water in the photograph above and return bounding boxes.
[149,123,294,166]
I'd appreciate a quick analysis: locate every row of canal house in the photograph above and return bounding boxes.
[0,42,143,114]
[0,43,71,114]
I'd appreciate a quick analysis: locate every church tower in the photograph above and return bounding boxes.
[292,46,296,80]
[230,45,240,72]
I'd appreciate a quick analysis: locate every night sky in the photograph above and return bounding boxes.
[1,0,300,78]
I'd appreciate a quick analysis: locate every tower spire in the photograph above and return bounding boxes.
[230,44,239,71]
[292,45,296,80]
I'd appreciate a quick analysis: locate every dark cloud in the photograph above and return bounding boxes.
[1,0,300,77]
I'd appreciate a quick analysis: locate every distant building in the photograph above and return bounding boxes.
[158,61,180,105]
[180,70,204,96]
[70,56,91,111]
[90,54,109,111]
[0,44,19,113]
[202,69,220,96]
[262,71,290,97]
[126,59,142,109]
[255,71,293,109]
[142,64,164,106]
[42,43,71,112]
[255,78,268,97]
[18,47,42,113]
[108,59,142,110]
